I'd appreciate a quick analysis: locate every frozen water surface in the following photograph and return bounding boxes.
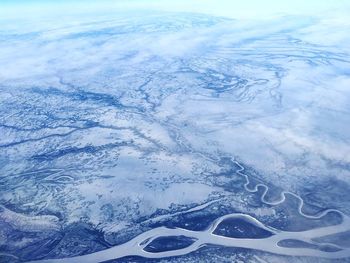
[0,4,350,263]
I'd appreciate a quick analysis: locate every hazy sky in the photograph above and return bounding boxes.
[1,0,350,19]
